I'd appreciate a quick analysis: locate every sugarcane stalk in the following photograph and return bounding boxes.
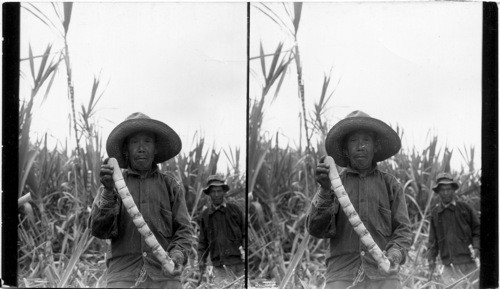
[18,192,32,207]
[324,156,391,273]
[108,157,175,275]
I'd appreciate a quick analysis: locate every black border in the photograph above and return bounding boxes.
[2,2,20,287]
[5,2,499,288]
[245,3,250,288]
[480,2,498,288]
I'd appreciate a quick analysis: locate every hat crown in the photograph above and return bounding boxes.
[325,110,401,167]
[125,112,152,121]
[206,174,226,185]
[106,111,182,168]
[345,110,371,119]
[436,172,454,182]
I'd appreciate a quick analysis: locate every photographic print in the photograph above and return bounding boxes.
[248,2,484,289]
[17,3,246,288]
[6,1,497,289]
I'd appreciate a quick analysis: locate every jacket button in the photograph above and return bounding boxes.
[361,251,365,256]
[143,252,147,257]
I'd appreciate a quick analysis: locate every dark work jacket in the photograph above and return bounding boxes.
[89,165,193,284]
[198,202,244,267]
[306,165,412,283]
[428,201,480,266]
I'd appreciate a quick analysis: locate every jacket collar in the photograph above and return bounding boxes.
[438,200,456,213]
[343,164,379,176]
[208,201,227,215]
[126,163,160,177]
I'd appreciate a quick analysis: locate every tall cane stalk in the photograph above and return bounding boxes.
[325,156,391,273]
[108,158,175,275]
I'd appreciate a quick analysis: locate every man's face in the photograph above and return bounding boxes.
[208,186,225,206]
[437,184,456,205]
[126,132,157,172]
[345,130,376,171]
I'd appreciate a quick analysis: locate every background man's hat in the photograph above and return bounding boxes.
[106,112,182,168]
[432,172,459,192]
[325,110,401,167]
[202,175,230,195]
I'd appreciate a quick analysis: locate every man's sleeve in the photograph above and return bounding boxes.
[469,204,480,250]
[89,186,120,239]
[234,203,246,247]
[197,211,209,264]
[167,178,195,265]
[385,177,412,264]
[306,187,339,238]
[427,211,439,263]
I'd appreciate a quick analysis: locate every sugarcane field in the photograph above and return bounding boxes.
[11,2,494,289]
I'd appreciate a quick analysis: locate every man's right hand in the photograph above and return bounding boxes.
[198,262,206,274]
[428,261,436,280]
[100,158,115,191]
[316,156,332,190]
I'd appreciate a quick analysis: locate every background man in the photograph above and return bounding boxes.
[307,110,412,289]
[428,172,480,288]
[198,175,245,286]
[90,112,194,288]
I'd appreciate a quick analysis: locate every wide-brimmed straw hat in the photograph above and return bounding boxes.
[202,175,230,195]
[106,112,182,168]
[432,172,459,193]
[325,110,401,167]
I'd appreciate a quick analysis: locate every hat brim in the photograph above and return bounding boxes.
[325,117,401,167]
[432,181,459,192]
[202,184,230,195]
[106,118,182,168]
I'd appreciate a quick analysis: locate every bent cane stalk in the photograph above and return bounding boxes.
[325,156,391,273]
[18,193,32,207]
[108,158,175,275]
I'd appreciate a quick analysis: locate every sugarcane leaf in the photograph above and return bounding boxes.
[266,42,283,84]
[58,228,91,288]
[19,149,39,197]
[35,44,52,85]
[282,2,293,24]
[320,74,330,103]
[92,77,110,115]
[62,3,73,35]
[259,42,267,80]
[272,63,288,103]
[270,56,293,103]
[41,62,59,105]
[279,233,310,289]
[292,2,303,33]
[28,44,35,83]
[51,2,63,23]
[269,54,293,88]
[259,3,294,36]
[23,4,58,32]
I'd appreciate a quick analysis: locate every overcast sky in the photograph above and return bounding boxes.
[20,3,247,173]
[20,2,484,172]
[250,2,482,171]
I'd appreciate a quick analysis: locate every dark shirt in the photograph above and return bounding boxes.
[307,165,412,283]
[198,202,244,267]
[89,164,193,284]
[428,200,480,266]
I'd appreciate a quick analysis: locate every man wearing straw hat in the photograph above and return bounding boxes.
[427,172,480,288]
[197,175,245,286]
[307,110,412,289]
[89,112,194,288]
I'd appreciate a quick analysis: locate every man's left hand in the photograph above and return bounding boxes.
[473,248,480,259]
[379,249,401,275]
[169,250,184,276]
